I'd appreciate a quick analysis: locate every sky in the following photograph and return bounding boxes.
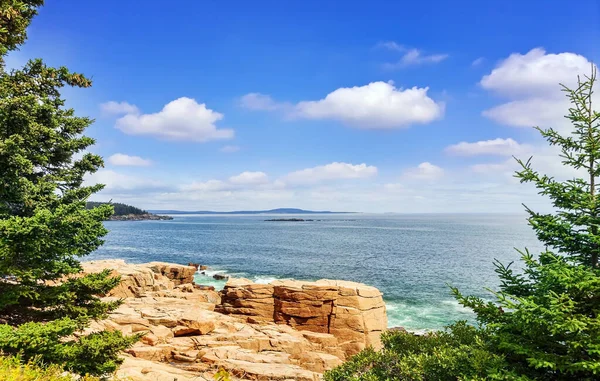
[7,0,600,212]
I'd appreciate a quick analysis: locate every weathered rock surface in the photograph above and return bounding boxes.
[218,278,387,356]
[82,260,201,298]
[82,260,386,380]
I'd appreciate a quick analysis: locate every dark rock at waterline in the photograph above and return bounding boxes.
[213,273,229,280]
[387,326,408,333]
[188,262,200,270]
[194,284,215,291]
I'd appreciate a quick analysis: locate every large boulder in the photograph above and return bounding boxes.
[217,277,387,356]
[149,261,196,285]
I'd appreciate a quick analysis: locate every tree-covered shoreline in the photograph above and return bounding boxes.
[86,201,173,220]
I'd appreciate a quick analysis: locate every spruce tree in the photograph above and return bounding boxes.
[454,67,600,379]
[326,69,600,380]
[0,0,137,376]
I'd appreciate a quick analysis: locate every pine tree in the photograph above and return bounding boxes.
[0,1,137,376]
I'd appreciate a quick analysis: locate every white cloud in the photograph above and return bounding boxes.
[471,57,485,67]
[100,101,139,116]
[283,162,378,185]
[115,97,234,142]
[445,138,530,156]
[375,41,405,52]
[220,145,240,153]
[85,170,165,192]
[86,163,557,213]
[240,93,283,111]
[482,97,568,128]
[383,49,449,69]
[107,153,152,167]
[402,162,444,181]
[480,48,597,130]
[471,161,515,175]
[481,48,592,97]
[294,81,444,129]
[229,171,269,185]
[376,42,448,68]
[181,180,228,192]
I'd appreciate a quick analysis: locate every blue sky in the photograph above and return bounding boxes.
[9,0,600,212]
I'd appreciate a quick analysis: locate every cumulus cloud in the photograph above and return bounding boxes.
[294,82,444,129]
[220,145,240,153]
[282,162,378,186]
[482,97,568,128]
[107,153,152,166]
[100,101,139,116]
[402,162,444,181]
[115,97,234,142]
[480,48,597,130]
[481,48,592,97]
[445,138,530,156]
[229,171,269,185]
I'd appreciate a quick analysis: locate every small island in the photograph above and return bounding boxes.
[86,202,173,221]
[264,218,314,222]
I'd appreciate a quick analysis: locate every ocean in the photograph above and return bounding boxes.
[88,213,543,331]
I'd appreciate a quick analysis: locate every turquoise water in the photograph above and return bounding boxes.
[89,213,543,331]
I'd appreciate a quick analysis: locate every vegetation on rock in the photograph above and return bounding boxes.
[0,355,102,381]
[326,70,600,380]
[0,0,137,376]
[86,201,147,216]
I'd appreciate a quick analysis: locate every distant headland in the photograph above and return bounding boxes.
[86,202,173,221]
[148,208,353,215]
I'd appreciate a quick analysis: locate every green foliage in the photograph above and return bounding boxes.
[515,69,600,268]
[0,1,137,377]
[86,201,147,216]
[325,322,518,381]
[454,250,600,379]
[0,0,43,62]
[0,319,140,376]
[214,367,233,381]
[0,354,91,381]
[326,69,600,380]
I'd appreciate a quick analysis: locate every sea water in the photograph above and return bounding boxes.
[88,213,543,331]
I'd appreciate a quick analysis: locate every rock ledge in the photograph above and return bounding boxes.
[81,260,387,380]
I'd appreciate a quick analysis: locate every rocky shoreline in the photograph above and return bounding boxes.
[81,260,388,380]
[108,213,173,221]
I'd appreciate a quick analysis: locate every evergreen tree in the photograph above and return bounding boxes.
[0,0,137,376]
[453,67,600,379]
[326,69,600,380]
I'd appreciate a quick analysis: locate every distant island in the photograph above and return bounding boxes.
[148,208,352,215]
[86,202,173,221]
[264,218,314,222]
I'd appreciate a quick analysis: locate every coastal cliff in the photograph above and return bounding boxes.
[82,260,387,380]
